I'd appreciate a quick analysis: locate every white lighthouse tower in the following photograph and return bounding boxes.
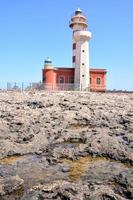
[69,8,92,91]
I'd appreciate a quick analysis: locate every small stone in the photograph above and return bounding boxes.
[61,166,70,173]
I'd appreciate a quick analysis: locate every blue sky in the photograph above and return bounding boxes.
[0,0,133,90]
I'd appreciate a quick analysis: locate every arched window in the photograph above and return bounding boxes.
[59,76,65,84]
[43,77,46,83]
[96,78,101,85]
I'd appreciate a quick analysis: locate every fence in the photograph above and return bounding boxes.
[0,82,44,91]
[0,82,108,92]
[0,82,81,91]
[43,83,81,91]
[0,83,132,92]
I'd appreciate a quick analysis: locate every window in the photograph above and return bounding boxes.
[69,77,74,83]
[96,78,101,85]
[59,76,65,84]
[90,78,92,84]
[43,77,46,82]
[82,63,85,66]
[73,43,76,50]
[82,75,85,77]
[82,50,85,52]
[73,56,76,63]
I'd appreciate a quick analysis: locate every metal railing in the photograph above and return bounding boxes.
[0,82,107,92]
[0,82,81,91]
[44,83,81,91]
[0,82,44,91]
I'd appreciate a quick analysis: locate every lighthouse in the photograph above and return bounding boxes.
[69,8,92,91]
[42,9,107,92]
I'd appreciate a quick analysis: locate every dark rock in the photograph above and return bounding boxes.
[26,101,44,109]
[0,175,24,196]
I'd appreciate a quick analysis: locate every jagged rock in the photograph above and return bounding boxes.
[0,175,24,196]
[21,181,129,200]
[0,91,133,199]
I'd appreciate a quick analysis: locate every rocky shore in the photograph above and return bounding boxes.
[0,91,133,199]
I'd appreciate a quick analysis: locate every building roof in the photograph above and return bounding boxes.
[90,68,107,73]
[54,67,74,70]
[43,66,107,73]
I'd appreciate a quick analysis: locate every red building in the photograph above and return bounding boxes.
[42,58,107,92]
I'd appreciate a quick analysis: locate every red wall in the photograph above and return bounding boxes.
[42,68,74,90]
[55,68,74,83]
[90,69,106,92]
[42,68,107,92]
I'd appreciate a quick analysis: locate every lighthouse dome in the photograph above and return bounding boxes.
[44,57,53,69]
[75,8,82,15]
[44,57,52,65]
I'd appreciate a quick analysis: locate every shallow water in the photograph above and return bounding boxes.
[0,154,132,199]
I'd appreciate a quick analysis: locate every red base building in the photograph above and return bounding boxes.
[42,58,107,92]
